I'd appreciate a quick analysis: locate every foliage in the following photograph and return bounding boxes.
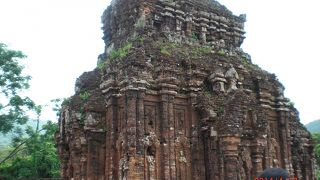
[0,121,61,179]
[0,43,36,133]
[241,56,263,71]
[137,36,145,43]
[189,46,212,58]
[217,107,225,117]
[312,133,320,179]
[80,91,90,102]
[216,49,226,56]
[97,58,106,70]
[288,101,295,108]
[49,98,71,118]
[242,57,250,66]
[0,43,61,179]
[160,46,171,56]
[190,33,199,42]
[109,42,133,60]
[157,42,212,59]
[62,97,71,105]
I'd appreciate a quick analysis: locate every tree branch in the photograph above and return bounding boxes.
[0,128,44,165]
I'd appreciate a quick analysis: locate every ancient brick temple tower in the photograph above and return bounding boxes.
[56,0,315,179]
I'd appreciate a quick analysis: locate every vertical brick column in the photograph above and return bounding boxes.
[252,143,264,176]
[124,90,144,179]
[167,95,176,179]
[136,90,146,178]
[105,95,119,180]
[278,110,291,170]
[220,135,241,180]
[159,93,170,179]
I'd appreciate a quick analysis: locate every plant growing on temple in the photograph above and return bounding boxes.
[216,49,226,57]
[109,42,133,60]
[80,91,90,102]
[190,46,212,58]
[97,58,106,70]
[160,46,171,56]
[0,43,36,134]
[190,32,199,43]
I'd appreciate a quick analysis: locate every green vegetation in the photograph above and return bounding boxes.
[312,133,320,179]
[0,43,61,179]
[241,57,262,70]
[288,101,295,108]
[97,35,141,70]
[0,43,37,134]
[97,58,106,70]
[109,42,133,60]
[160,46,171,56]
[137,36,145,43]
[190,33,199,42]
[0,121,60,179]
[217,106,225,117]
[157,42,212,58]
[79,108,86,127]
[216,49,226,57]
[0,120,47,149]
[242,57,250,66]
[80,91,90,102]
[159,42,179,56]
[306,119,320,133]
[190,46,212,58]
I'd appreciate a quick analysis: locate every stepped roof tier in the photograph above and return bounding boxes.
[56,0,315,179]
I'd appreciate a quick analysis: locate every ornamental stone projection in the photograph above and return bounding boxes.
[56,0,315,179]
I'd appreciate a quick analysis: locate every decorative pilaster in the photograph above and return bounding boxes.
[251,143,265,176]
[220,135,241,180]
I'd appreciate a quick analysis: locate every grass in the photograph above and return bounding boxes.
[96,42,133,70]
[79,91,90,102]
[217,50,226,56]
[190,46,212,58]
[160,47,171,56]
[97,58,106,70]
[158,42,212,58]
[109,42,133,60]
[190,33,199,43]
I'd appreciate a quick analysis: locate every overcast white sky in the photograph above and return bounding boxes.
[0,0,319,124]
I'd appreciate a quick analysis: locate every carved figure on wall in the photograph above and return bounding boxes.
[244,110,256,129]
[225,64,239,92]
[277,86,284,99]
[270,138,280,167]
[208,67,226,93]
[56,0,316,179]
[200,32,206,43]
[176,19,182,31]
[240,147,252,179]
[218,39,226,48]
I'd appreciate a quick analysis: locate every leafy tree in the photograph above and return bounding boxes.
[0,43,61,178]
[0,43,35,133]
[312,133,320,179]
[0,121,61,179]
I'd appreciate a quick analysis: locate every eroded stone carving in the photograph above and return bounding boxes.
[209,66,226,93]
[56,0,315,179]
[225,64,240,92]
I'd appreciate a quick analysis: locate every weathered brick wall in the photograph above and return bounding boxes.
[56,0,315,179]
